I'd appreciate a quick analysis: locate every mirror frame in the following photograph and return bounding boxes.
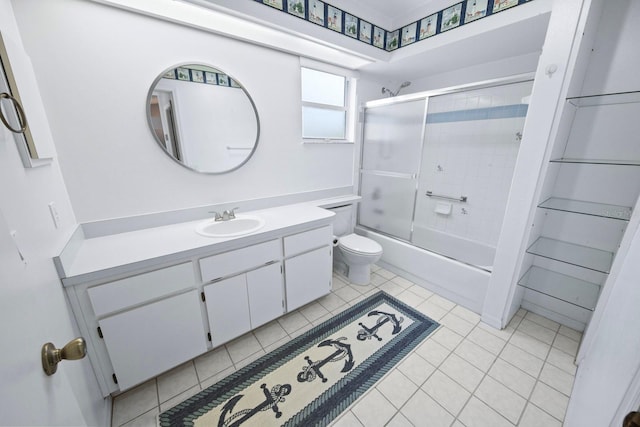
[145,63,260,174]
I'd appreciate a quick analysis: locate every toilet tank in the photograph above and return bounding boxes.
[328,205,353,236]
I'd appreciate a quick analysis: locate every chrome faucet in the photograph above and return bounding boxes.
[222,207,239,221]
[210,207,239,221]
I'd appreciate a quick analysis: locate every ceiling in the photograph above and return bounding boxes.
[361,0,436,17]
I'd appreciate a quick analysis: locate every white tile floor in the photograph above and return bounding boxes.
[111,265,580,427]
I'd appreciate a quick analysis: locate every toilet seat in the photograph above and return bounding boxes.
[338,234,382,255]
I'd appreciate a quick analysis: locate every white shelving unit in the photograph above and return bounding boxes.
[519,266,600,311]
[525,236,614,273]
[538,197,632,221]
[518,91,640,331]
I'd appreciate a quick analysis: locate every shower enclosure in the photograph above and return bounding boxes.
[359,78,533,274]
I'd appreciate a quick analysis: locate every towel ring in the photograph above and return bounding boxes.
[0,92,28,134]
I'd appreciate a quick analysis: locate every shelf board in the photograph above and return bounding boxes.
[549,158,640,166]
[567,91,640,107]
[526,237,614,274]
[518,266,601,311]
[538,197,632,221]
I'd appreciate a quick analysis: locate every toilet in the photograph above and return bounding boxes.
[328,205,383,285]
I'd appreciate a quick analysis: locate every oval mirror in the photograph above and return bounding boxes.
[146,64,259,174]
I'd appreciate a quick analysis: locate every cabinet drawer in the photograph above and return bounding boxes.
[200,239,281,283]
[283,225,332,258]
[88,263,195,317]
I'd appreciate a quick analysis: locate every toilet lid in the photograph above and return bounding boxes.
[339,234,383,254]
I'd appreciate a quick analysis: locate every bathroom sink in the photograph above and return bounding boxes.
[195,215,265,237]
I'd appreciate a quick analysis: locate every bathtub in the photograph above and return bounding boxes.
[356,226,492,313]
[411,226,496,272]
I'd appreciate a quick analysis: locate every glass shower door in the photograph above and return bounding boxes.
[412,81,533,267]
[359,99,426,240]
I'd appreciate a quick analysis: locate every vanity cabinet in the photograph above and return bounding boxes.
[97,291,206,391]
[284,226,333,311]
[86,263,207,391]
[204,262,283,347]
[61,211,334,396]
[200,238,284,346]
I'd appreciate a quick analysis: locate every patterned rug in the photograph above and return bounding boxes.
[159,291,439,427]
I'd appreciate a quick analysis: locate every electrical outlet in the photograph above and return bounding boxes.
[48,202,60,229]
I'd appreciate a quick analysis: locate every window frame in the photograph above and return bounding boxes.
[300,60,357,144]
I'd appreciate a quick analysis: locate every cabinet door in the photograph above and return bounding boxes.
[204,274,251,347]
[247,262,284,329]
[98,290,207,391]
[285,246,332,311]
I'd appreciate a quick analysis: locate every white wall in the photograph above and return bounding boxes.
[579,0,640,96]
[359,50,540,123]
[0,0,107,424]
[11,0,355,223]
[389,52,540,96]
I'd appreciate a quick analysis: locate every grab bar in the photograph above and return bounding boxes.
[426,191,468,203]
[226,146,253,150]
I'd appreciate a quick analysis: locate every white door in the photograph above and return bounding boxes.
[0,205,106,425]
[0,5,106,423]
[247,262,284,328]
[565,223,640,426]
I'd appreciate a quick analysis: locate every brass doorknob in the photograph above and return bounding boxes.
[41,338,87,376]
[625,411,640,427]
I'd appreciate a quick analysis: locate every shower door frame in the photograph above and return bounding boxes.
[357,73,535,268]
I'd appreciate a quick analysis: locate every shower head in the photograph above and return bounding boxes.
[381,81,412,97]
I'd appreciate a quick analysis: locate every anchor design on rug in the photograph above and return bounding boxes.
[297,337,354,383]
[217,383,292,427]
[357,310,404,341]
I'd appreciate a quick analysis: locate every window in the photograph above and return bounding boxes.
[301,66,354,142]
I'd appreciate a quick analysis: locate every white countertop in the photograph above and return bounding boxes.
[57,203,335,285]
